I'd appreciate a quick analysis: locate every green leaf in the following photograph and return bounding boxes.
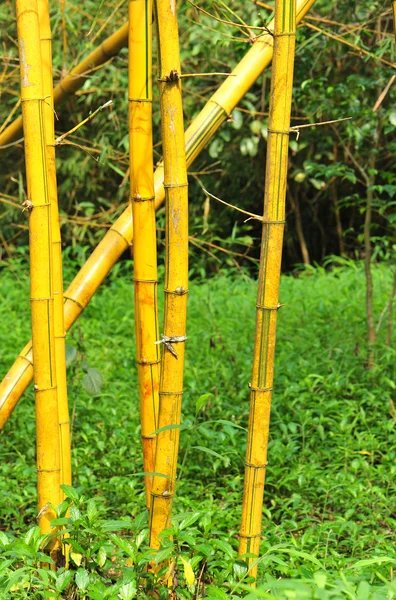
[82,368,103,395]
[56,570,73,592]
[119,581,138,600]
[75,568,90,590]
[214,539,235,559]
[100,520,130,532]
[60,485,80,503]
[178,512,201,531]
[195,393,211,414]
[97,546,107,568]
[192,445,227,463]
[65,345,77,367]
[155,545,174,564]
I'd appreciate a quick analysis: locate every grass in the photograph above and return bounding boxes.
[0,258,395,598]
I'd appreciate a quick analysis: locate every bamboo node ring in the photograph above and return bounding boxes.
[249,385,273,393]
[255,302,283,310]
[245,460,268,469]
[155,334,187,358]
[164,286,188,296]
[238,532,262,539]
[132,194,155,202]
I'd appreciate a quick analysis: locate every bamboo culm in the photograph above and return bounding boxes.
[0,0,316,428]
[238,0,297,583]
[129,0,160,509]
[16,0,61,560]
[38,0,72,497]
[149,0,189,549]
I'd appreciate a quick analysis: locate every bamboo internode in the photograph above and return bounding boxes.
[16,0,61,554]
[0,23,128,149]
[0,0,315,428]
[149,0,189,549]
[129,0,160,509]
[38,0,72,496]
[238,0,297,582]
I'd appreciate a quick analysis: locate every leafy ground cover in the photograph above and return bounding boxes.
[0,259,395,598]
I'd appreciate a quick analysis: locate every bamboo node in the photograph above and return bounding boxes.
[249,384,273,393]
[238,532,262,539]
[133,278,158,284]
[163,183,189,189]
[132,194,155,203]
[155,334,187,358]
[164,286,188,296]
[267,128,290,136]
[151,490,173,498]
[137,359,161,366]
[255,302,283,310]
[245,460,268,469]
[64,295,84,310]
[128,98,153,103]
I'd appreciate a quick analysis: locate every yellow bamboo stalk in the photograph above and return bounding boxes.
[16,0,61,557]
[0,0,315,428]
[393,1,396,43]
[0,23,128,148]
[129,0,159,509]
[148,0,189,549]
[238,0,297,583]
[38,0,72,498]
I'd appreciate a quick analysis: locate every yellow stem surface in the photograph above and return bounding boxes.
[129,0,159,509]
[148,0,189,549]
[38,0,72,498]
[0,0,315,428]
[16,0,61,558]
[238,0,297,583]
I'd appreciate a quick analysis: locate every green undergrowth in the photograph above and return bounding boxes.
[0,258,395,598]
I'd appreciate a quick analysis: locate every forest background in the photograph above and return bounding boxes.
[0,0,395,273]
[0,0,395,598]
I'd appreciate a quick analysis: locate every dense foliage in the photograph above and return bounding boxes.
[0,261,395,597]
[0,0,395,271]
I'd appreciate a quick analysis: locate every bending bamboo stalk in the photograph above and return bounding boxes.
[238,0,297,583]
[129,0,160,509]
[16,0,61,557]
[0,0,315,428]
[38,0,72,495]
[148,0,189,549]
[0,23,128,148]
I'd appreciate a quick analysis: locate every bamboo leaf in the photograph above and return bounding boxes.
[191,445,228,464]
[150,423,189,436]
